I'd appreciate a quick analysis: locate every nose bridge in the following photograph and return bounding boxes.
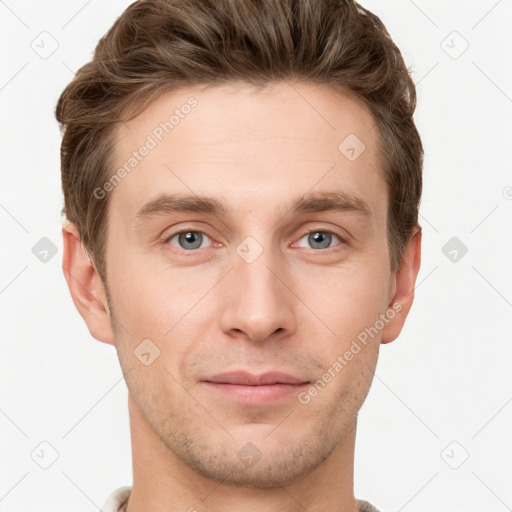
[221,234,295,342]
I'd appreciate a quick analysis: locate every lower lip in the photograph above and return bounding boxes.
[202,382,309,404]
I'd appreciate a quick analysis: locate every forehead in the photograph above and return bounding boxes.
[109,81,386,225]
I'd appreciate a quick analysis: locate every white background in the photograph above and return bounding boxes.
[1,1,511,510]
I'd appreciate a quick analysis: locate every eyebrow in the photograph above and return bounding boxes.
[135,190,373,221]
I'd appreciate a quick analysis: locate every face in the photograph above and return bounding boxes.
[102,82,398,486]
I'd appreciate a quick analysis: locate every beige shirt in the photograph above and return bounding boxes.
[101,486,382,512]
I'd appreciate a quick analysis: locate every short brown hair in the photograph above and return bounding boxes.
[56,0,423,281]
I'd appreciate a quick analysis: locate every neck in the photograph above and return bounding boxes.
[125,394,359,512]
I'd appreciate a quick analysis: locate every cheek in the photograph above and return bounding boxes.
[292,258,390,339]
[108,253,201,334]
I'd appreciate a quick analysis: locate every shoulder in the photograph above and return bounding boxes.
[356,498,383,512]
[101,486,132,512]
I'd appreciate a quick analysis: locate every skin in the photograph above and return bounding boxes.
[62,81,421,512]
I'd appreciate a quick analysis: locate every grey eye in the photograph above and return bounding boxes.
[168,231,210,250]
[297,231,340,250]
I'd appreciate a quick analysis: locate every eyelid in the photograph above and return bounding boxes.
[162,227,216,246]
[293,225,348,244]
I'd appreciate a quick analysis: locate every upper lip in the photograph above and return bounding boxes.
[203,371,308,385]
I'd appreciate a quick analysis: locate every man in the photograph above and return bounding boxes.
[56,0,423,510]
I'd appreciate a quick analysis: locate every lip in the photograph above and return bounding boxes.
[203,371,307,385]
[201,371,309,404]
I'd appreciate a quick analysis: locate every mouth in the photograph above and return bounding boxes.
[201,371,310,404]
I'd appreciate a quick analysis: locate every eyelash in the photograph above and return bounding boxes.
[162,227,346,253]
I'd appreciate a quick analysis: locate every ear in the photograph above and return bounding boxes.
[380,225,422,344]
[61,221,115,345]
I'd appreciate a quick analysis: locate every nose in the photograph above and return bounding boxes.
[220,243,296,344]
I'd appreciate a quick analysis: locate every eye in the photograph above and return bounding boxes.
[164,230,212,251]
[163,228,344,253]
[295,230,342,250]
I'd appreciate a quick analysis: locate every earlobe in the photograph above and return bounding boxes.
[61,221,115,346]
[380,225,422,344]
